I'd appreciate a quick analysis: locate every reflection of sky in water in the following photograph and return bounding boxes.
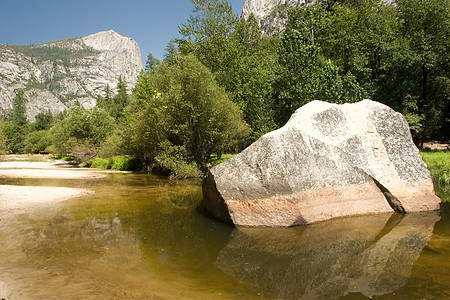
[0,173,449,299]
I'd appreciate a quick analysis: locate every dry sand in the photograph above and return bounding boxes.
[0,161,107,179]
[0,185,93,217]
[0,160,103,217]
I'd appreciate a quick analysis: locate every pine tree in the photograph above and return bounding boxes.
[11,89,29,153]
[110,76,129,120]
[145,53,160,71]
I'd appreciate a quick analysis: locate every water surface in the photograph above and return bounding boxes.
[0,173,449,299]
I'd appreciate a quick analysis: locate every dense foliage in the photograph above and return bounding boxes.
[175,0,448,143]
[313,0,450,143]
[127,54,248,176]
[1,0,448,178]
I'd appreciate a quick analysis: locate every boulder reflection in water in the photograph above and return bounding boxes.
[216,211,440,299]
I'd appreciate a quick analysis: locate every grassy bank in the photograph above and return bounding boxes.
[79,154,237,178]
[420,151,450,185]
[83,156,141,171]
[420,150,450,202]
[209,154,236,167]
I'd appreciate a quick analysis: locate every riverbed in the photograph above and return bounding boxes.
[0,162,449,299]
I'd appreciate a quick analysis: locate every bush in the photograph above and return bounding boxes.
[0,122,8,155]
[111,156,141,171]
[59,155,77,162]
[84,156,141,171]
[154,141,201,179]
[23,130,52,154]
[97,130,126,158]
[48,104,115,157]
[90,157,112,169]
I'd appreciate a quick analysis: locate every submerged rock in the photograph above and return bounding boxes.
[202,100,440,227]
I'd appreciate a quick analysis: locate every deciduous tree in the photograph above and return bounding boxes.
[128,54,249,171]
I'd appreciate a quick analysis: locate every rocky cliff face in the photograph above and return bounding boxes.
[240,0,316,36]
[0,30,142,121]
[240,0,396,36]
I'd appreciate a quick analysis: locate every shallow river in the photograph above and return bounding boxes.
[0,173,449,299]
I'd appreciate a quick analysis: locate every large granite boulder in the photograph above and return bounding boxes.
[202,100,440,227]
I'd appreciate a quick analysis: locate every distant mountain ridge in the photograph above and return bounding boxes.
[0,30,142,120]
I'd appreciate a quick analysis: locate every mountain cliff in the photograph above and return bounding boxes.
[240,0,316,36]
[0,30,142,120]
[240,0,396,36]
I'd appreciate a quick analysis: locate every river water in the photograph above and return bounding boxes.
[0,173,449,299]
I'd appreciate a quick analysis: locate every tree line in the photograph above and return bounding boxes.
[0,0,448,178]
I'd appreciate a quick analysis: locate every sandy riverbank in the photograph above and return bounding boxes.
[0,160,107,179]
[0,185,93,217]
[0,160,104,217]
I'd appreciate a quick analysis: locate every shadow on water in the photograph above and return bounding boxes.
[0,172,449,299]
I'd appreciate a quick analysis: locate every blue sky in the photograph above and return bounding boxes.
[0,0,245,64]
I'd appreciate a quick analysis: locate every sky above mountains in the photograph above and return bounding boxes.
[0,0,245,64]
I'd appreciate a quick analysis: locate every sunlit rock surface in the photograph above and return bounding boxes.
[240,0,316,36]
[240,0,396,36]
[216,211,440,298]
[0,30,142,121]
[203,100,440,226]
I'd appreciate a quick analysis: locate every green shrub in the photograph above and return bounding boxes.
[97,131,126,158]
[83,156,140,171]
[48,105,115,157]
[23,130,51,154]
[154,141,201,179]
[111,156,141,171]
[90,157,112,169]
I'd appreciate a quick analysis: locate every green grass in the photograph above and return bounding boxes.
[420,150,450,202]
[111,156,141,171]
[89,157,112,169]
[420,151,450,185]
[209,154,236,167]
[84,156,141,171]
